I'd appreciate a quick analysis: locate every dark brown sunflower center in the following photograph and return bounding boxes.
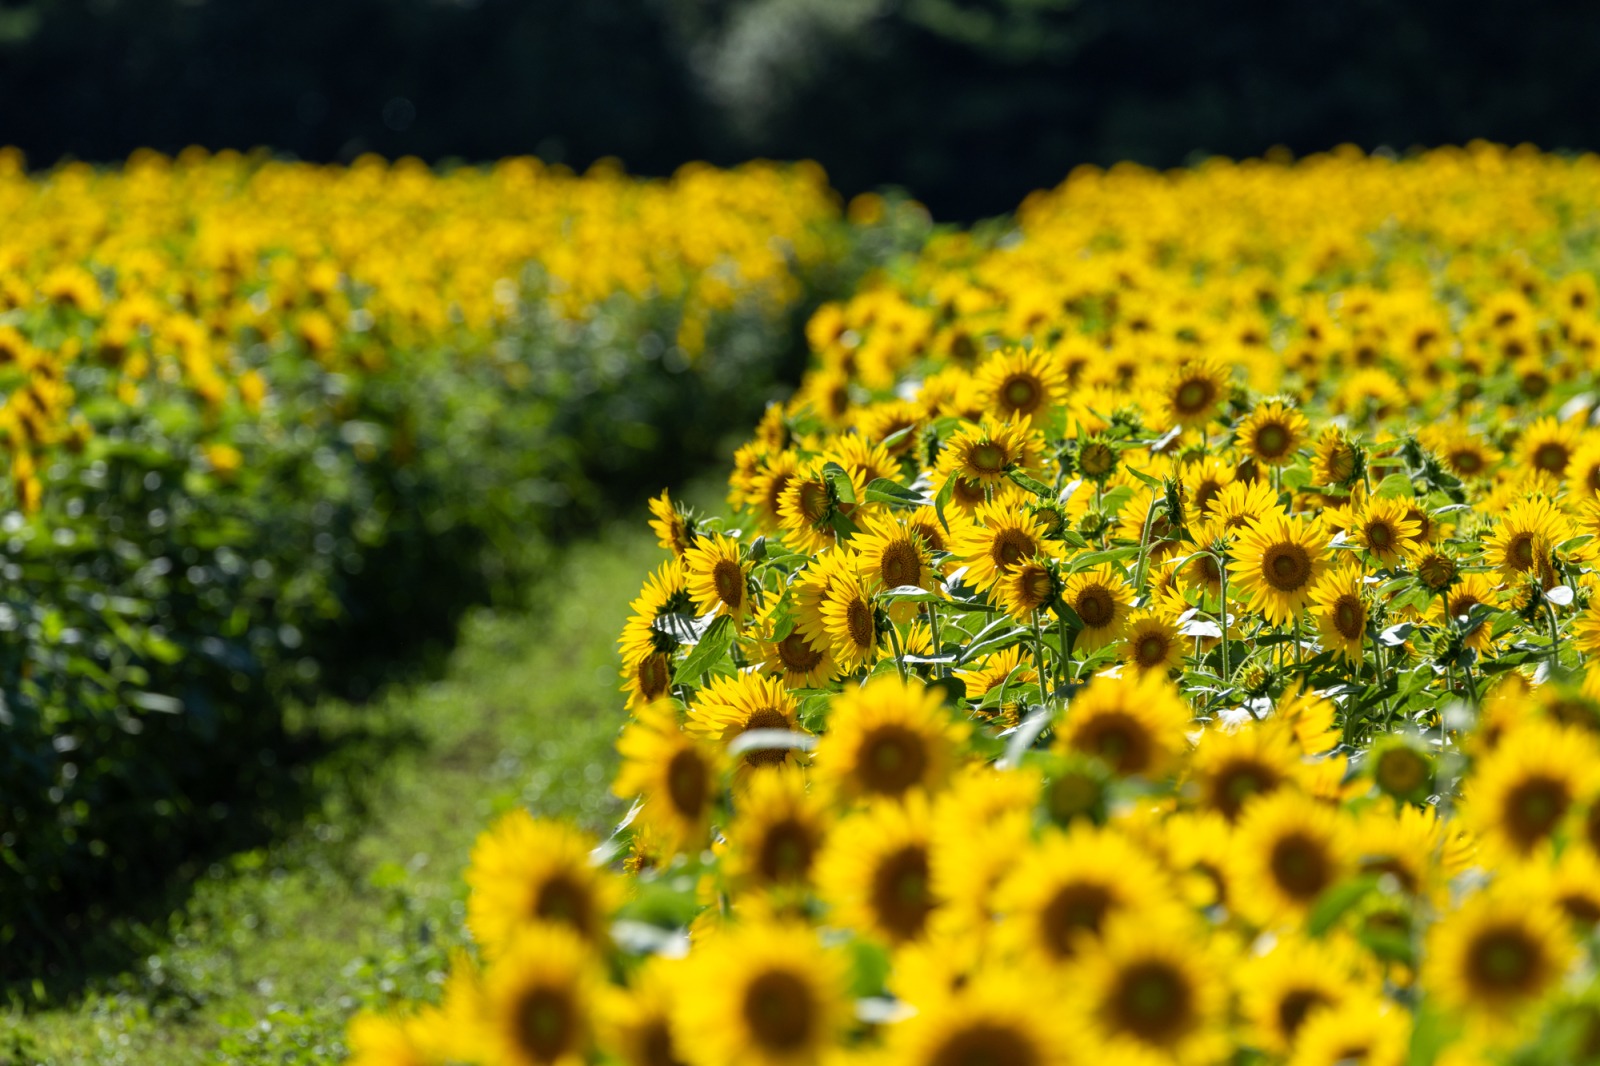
[534,874,593,935]
[777,632,825,673]
[1508,532,1536,571]
[1374,748,1429,796]
[1366,522,1393,550]
[1137,634,1170,667]
[515,986,578,1062]
[857,724,929,796]
[928,1022,1041,1066]
[1588,465,1600,493]
[1041,882,1113,959]
[1019,566,1055,608]
[1193,480,1223,515]
[1073,711,1153,775]
[994,529,1036,568]
[1255,423,1292,459]
[1277,989,1330,1040]
[1080,443,1116,477]
[1075,586,1114,628]
[639,1018,685,1066]
[880,540,922,589]
[1107,960,1196,1045]
[1503,775,1570,848]
[1466,926,1547,999]
[869,844,934,941]
[756,817,819,884]
[1268,831,1333,901]
[845,597,876,650]
[1562,893,1600,926]
[742,969,815,1052]
[798,481,830,524]
[741,708,794,767]
[1452,449,1484,474]
[1175,378,1216,414]
[665,748,709,819]
[971,442,1008,475]
[1211,760,1279,820]
[1333,596,1364,639]
[638,652,672,701]
[1003,374,1043,414]
[1263,543,1312,592]
[712,560,745,608]
[1535,443,1570,473]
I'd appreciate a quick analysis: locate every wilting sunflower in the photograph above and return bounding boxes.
[816,793,940,944]
[1484,495,1569,581]
[994,823,1175,968]
[1423,886,1574,1037]
[466,809,626,958]
[1229,789,1352,925]
[684,532,753,629]
[1236,399,1310,467]
[672,922,849,1066]
[937,417,1044,487]
[1052,671,1192,778]
[953,499,1058,593]
[686,673,810,774]
[1059,564,1133,653]
[1238,934,1373,1056]
[647,488,696,559]
[1309,425,1363,488]
[975,345,1068,422]
[1119,609,1185,675]
[1187,719,1302,821]
[600,956,689,1066]
[1459,720,1600,861]
[723,767,829,892]
[888,965,1072,1066]
[1230,512,1329,625]
[812,674,968,802]
[612,699,724,855]
[1286,994,1409,1066]
[1160,356,1231,429]
[1065,909,1229,1066]
[1349,496,1420,568]
[1517,414,1584,479]
[1308,563,1368,663]
[480,926,603,1066]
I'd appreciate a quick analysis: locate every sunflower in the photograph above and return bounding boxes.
[1459,720,1600,861]
[1119,609,1185,675]
[1205,477,1283,536]
[1160,356,1231,429]
[952,499,1058,593]
[1182,455,1237,517]
[1352,802,1446,900]
[686,673,810,774]
[994,823,1175,968]
[992,555,1060,623]
[812,674,968,803]
[854,398,924,459]
[936,418,1044,488]
[466,809,626,958]
[600,956,689,1066]
[1230,512,1329,624]
[1484,495,1569,580]
[619,560,693,706]
[975,345,1068,422]
[1516,415,1583,479]
[1349,496,1420,568]
[723,767,830,891]
[1426,571,1501,653]
[347,1008,456,1066]
[755,602,837,689]
[1238,934,1373,1056]
[1065,910,1229,1066]
[888,965,1073,1066]
[1187,719,1302,821]
[672,922,849,1066]
[747,449,800,532]
[954,644,1039,729]
[816,793,940,944]
[824,432,897,492]
[1229,789,1352,925]
[1275,682,1340,754]
[777,461,852,554]
[1053,671,1193,778]
[612,699,725,854]
[1423,886,1574,1037]
[648,488,696,558]
[1575,601,1600,660]
[1286,995,1409,1066]
[1425,422,1502,481]
[684,532,753,629]
[1059,564,1134,653]
[479,926,603,1066]
[1309,425,1363,488]
[1308,563,1367,663]
[1236,399,1310,467]
[928,765,1042,933]
[817,555,881,675]
[1566,436,1600,500]
[1364,735,1434,803]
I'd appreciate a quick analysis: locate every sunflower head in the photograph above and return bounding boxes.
[816,793,940,945]
[482,926,603,1066]
[1236,399,1309,468]
[813,674,969,803]
[1367,734,1434,802]
[1053,671,1192,779]
[1229,512,1329,625]
[1060,564,1133,655]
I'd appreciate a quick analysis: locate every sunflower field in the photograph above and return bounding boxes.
[0,148,927,959]
[353,144,1600,1066]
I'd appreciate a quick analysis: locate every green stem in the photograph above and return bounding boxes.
[1545,595,1563,671]
[1031,610,1050,699]
[1216,548,1232,687]
[885,618,910,684]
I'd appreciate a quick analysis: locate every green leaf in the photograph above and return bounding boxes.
[675,614,735,685]
[1123,465,1162,489]
[1005,465,1054,498]
[879,585,944,604]
[1374,473,1415,498]
[822,462,857,505]
[1307,874,1379,936]
[863,477,928,508]
[933,473,957,535]
[1067,545,1142,572]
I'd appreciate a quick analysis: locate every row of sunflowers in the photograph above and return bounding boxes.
[356,144,1600,1066]
[1,148,915,959]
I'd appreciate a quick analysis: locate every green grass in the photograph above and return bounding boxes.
[1,509,679,1064]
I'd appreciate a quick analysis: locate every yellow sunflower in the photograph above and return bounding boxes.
[994,556,1060,622]
[1187,718,1302,821]
[852,510,936,594]
[1276,681,1341,754]
[684,532,753,629]
[1059,564,1134,654]
[612,699,725,854]
[479,926,603,1066]
[686,673,810,774]
[1159,355,1231,429]
[723,766,830,892]
[1459,719,1600,861]
[672,922,850,1066]
[648,488,695,558]
[1483,495,1569,581]
[776,461,850,554]
[1230,512,1329,625]
[1308,563,1368,663]
[465,809,626,958]
[1286,994,1409,1066]
[952,499,1058,593]
[974,345,1068,423]
[1566,436,1600,500]
[1349,496,1420,568]
[954,644,1039,729]
[756,600,837,689]
[1309,425,1363,488]
[1052,671,1193,778]
[1352,802,1447,899]
[815,793,940,945]
[1516,414,1584,480]
[1423,886,1574,1038]
[817,554,881,675]
[936,417,1044,488]
[812,674,969,803]
[600,956,690,1066]
[888,964,1073,1066]
[1118,609,1186,675]
[1238,933,1374,1056]
[1229,789,1352,925]
[1236,399,1310,467]
[1207,477,1283,535]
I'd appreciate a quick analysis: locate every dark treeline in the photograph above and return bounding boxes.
[2,0,1598,220]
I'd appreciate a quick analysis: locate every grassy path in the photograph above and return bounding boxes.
[3,514,670,1064]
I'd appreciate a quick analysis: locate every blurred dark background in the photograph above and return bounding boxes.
[3,0,1597,220]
